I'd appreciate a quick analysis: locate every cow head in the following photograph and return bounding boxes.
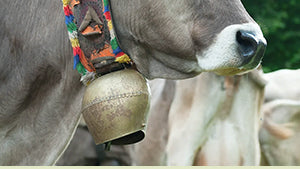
[109,0,266,79]
[260,99,300,165]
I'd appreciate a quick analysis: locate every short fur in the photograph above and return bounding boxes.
[0,0,265,165]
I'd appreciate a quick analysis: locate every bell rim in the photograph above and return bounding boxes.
[93,126,146,145]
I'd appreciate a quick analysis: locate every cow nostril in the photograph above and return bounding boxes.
[236,31,257,57]
[236,30,267,66]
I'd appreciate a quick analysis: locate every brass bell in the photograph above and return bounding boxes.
[81,69,150,145]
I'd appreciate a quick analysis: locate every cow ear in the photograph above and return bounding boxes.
[260,99,300,165]
[261,99,300,139]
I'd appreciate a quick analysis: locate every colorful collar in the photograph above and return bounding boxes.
[62,0,131,84]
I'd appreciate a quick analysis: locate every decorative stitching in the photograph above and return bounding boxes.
[81,91,148,112]
[62,0,132,76]
[62,0,87,75]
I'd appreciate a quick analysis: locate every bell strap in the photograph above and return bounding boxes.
[62,0,132,81]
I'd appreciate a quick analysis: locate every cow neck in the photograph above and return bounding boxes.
[62,0,132,85]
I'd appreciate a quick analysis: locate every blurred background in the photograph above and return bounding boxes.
[57,0,300,166]
[242,0,300,72]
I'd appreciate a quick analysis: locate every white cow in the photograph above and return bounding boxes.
[259,69,300,166]
[260,99,300,166]
[57,70,300,166]
[125,69,266,166]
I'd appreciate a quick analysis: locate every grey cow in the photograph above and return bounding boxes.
[0,0,266,165]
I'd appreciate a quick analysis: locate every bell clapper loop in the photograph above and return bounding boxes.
[104,141,111,151]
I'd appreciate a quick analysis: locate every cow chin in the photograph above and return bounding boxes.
[214,68,250,76]
[135,55,201,80]
[196,23,266,76]
[213,64,260,76]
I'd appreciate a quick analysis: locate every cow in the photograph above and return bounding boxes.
[259,99,300,166]
[125,69,266,166]
[0,0,266,165]
[259,69,300,165]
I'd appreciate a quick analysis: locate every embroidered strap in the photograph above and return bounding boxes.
[63,0,86,74]
[102,0,131,63]
[62,0,131,78]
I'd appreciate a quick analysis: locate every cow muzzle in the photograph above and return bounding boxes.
[197,23,267,76]
[81,69,150,145]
